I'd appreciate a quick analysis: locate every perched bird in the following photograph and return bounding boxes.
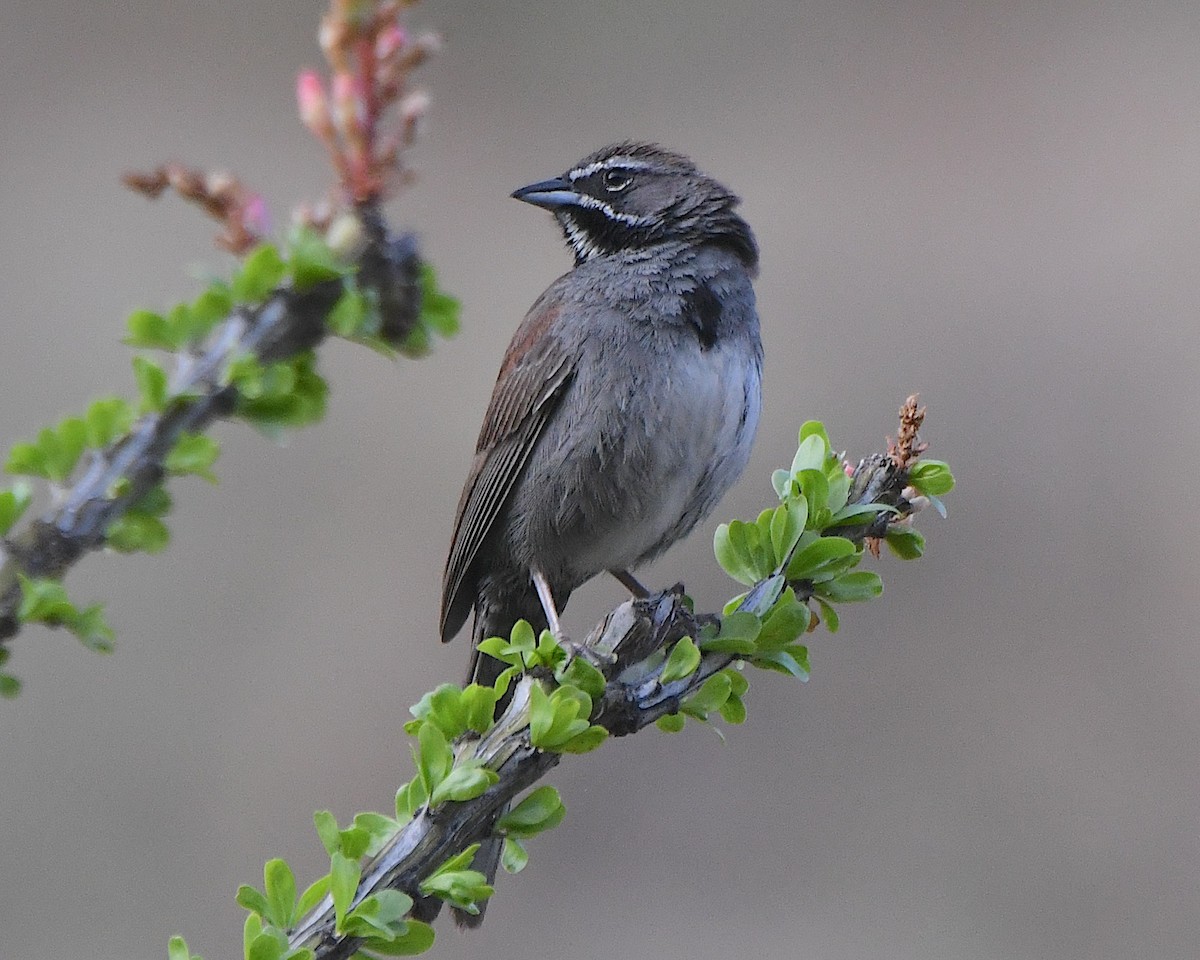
[439,142,762,923]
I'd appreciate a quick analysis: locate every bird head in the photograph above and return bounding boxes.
[512,141,758,269]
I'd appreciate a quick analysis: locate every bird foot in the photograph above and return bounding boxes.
[555,634,616,674]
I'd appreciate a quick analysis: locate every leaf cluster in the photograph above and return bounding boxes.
[1,227,459,690]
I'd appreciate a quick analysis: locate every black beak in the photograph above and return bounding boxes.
[511,176,579,210]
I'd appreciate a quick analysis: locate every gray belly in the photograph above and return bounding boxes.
[504,337,761,590]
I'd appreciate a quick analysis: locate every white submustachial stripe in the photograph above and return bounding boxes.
[568,192,654,226]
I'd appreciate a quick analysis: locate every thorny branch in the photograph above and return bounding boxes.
[0,207,423,645]
[287,427,921,960]
[0,0,438,654]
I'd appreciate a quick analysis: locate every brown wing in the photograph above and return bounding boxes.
[439,298,575,642]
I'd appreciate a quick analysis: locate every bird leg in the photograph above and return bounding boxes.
[531,568,614,671]
[532,568,564,637]
[609,568,651,598]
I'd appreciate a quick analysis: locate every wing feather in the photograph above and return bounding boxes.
[439,298,575,641]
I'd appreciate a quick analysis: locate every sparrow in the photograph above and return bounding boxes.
[439,142,762,923]
[442,141,761,662]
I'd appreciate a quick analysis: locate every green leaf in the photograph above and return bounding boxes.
[361,920,435,955]
[71,603,116,653]
[330,852,361,927]
[85,397,135,448]
[189,284,234,339]
[660,636,701,684]
[264,858,297,928]
[54,418,87,482]
[352,812,402,855]
[817,570,883,603]
[168,935,196,960]
[105,513,170,554]
[430,764,499,806]
[771,468,797,500]
[125,309,177,350]
[419,264,461,339]
[394,777,428,820]
[336,826,371,860]
[698,611,761,656]
[829,502,895,526]
[713,518,775,585]
[499,786,566,838]
[501,838,529,874]
[724,667,749,697]
[328,288,369,337]
[0,674,21,698]
[753,644,811,679]
[165,433,220,483]
[816,598,839,633]
[0,482,32,536]
[656,713,686,733]
[907,459,955,496]
[133,355,169,413]
[466,684,501,736]
[236,884,271,918]
[475,636,524,669]
[686,672,733,714]
[798,420,832,452]
[419,862,492,913]
[824,454,853,514]
[233,244,287,301]
[226,353,266,397]
[719,694,747,724]
[530,681,595,748]
[556,725,608,753]
[5,441,48,478]
[243,913,262,959]
[246,929,287,960]
[17,575,77,624]
[769,499,806,566]
[287,229,347,289]
[786,535,859,582]
[791,432,827,473]
[755,588,810,653]
[415,721,453,797]
[340,889,414,940]
[796,468,829,519]
[314,811,340,857]
[237,353,328,430]
[528,681,555,747]
[555,655,606,701]
[135,484,173,517]
[885,527,925,559]
[296,875,331,918]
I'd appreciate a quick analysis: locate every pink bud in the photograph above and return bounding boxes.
[240,194,271,237]
[375,23,407,61]
[296,70,335,140]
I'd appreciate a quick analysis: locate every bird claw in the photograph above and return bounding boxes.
[556,635,616,674]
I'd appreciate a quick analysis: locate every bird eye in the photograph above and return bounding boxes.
[602,169,632,192]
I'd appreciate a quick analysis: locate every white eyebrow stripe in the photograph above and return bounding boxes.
[567,157,659,179]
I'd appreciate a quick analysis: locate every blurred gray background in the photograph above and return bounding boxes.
[1,1,1197,958]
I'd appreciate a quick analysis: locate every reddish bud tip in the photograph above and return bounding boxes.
[297,70,335,139]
